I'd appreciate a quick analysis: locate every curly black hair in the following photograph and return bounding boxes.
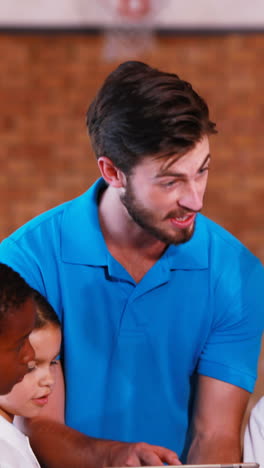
[0,263,33,325]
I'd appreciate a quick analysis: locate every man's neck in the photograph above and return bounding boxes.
[98,185,166,260]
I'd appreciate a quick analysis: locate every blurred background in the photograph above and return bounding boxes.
[0,0,263,423]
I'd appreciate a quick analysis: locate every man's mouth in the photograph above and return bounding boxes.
[169,213,196,229]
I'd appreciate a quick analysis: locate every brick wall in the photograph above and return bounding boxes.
[0,31,263,411]
[1,32,263,260]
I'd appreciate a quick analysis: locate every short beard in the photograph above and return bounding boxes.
[120,179,195,245]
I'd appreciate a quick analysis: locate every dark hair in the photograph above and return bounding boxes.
[0,263,33,326]
[87,61,217,174]
[33,290,60,329]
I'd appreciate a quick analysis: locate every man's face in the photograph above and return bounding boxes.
[0,297,36,395]
[120,136,210,245]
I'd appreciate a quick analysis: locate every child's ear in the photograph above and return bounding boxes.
[97,157,126,188]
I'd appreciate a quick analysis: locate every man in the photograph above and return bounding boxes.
[0,61,263,467]
[0,263,36,395]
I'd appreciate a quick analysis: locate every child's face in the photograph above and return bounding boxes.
[0,297,36,395]
[0,323,61,420]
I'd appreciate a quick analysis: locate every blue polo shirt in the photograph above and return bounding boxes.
[0,178,263,459]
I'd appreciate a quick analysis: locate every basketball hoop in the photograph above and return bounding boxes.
[116,0,151,20]
[99,0,169,61]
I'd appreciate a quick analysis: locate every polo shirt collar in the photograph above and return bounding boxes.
[61,179,109,265]
[62,178,208,270]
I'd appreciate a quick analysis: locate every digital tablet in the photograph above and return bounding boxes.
[108,463,259,468]
[180,465,259,468]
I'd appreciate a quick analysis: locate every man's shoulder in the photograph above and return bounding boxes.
[5,199,69,244]
[5,189,92,244]
[0,179,105,275]
[6,179,103,244]
[13,200,70,238]
[199,214,262,270]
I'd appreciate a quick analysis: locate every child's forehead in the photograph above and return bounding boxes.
[29,325,61,359]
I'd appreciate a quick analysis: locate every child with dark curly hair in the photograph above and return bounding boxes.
[0,263,36,395]
[0,289,61,467]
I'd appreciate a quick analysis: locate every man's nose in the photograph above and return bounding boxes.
[178,181,203,212]
[20,337,35,366]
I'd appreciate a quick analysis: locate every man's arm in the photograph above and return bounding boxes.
[26,362,180,468]
[186,375,250,463]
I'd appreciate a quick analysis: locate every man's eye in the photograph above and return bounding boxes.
[161,180,178,187]
[199,166,209,174]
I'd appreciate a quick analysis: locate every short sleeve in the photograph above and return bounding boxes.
[198,260,264,392]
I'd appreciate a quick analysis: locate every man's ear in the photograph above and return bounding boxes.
[97,156,126,188]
